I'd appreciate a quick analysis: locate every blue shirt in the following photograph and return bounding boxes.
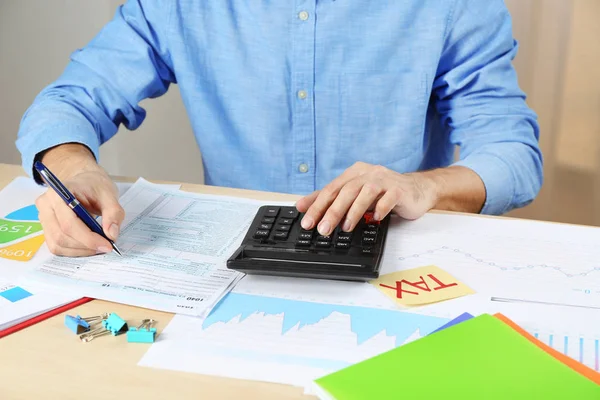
[16,0,543,215]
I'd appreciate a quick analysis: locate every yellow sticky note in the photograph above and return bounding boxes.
[370,265,475,307]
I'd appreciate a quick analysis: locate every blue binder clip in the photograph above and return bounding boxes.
[65,313,108,334]
[102,312,129,336]
[79,313,128,342]
[127,319,157,343]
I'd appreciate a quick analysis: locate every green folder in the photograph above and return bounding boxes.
[312,314,600,399]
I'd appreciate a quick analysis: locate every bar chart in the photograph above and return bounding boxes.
[531,330,599,371]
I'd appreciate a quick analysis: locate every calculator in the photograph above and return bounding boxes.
[227,205,390,281]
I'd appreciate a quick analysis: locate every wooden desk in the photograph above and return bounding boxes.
[0,163,311,400]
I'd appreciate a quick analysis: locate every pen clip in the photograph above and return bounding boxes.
[35,162,75,202]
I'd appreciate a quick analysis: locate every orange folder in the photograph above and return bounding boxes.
[494,313,600,385]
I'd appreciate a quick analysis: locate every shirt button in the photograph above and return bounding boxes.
[298,11,309,21]
[298,163,309,173]
[297,90,308,99]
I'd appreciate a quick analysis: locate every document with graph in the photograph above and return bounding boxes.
[0,279,79,331]
[138,275,453,387]
[377,212,600,309]
[138,212,600,387]
[23,178,276,316]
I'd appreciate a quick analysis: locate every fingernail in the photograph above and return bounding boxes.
[301,216,314,230]
[373,212,381,221]
[342,219,352,232]
[318,220,331,235]
[108,223,119,240]
[97,246,110,254]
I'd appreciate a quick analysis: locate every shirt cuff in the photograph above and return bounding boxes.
[452,152,515,215]
[17,124,101,184]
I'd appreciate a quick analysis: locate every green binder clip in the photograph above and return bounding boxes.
[127,319,157,343]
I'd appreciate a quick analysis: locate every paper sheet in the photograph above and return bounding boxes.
[22,178,284,316]
[370,265,475,306]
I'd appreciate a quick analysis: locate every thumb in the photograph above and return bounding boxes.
[97,191,125,241]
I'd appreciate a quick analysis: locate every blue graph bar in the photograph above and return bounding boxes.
[596,339,600,371]
[527,329,599,371]
[0,286,32,302]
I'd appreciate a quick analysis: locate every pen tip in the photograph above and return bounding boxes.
[112,244,123,256]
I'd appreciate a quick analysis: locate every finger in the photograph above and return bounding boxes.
[295,190,320,213]
[344,183,384,231]
[49,194,113,252]
[301,177,354,230]
[38,206,100,257]
[373,188,399,221]
[300,163,370,230]
[318,179,364,235]
[95,189,125,241]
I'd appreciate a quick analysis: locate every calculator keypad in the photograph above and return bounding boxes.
[249,205,384,255]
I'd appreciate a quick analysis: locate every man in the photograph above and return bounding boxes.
[16,0,543,257]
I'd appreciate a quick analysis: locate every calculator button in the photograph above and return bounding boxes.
[298,232,313,240]
[316,241,331,248]
[362,236,376,245]
[361,247,373,254]
[363,230,377,237]
[278,218,294,225]
[264,207,280,217]
[296,239,311,247]
[282,208,299,219]
[335,242,350,249]
[363,212,380,225]
[316,235,331,242]
[365,224,379,230]
[253,230,270,239]
[259,223,272,230]
[274,231,289,240]
[336,233,352,242]
[261,217,275,224]
[276,225,291,232]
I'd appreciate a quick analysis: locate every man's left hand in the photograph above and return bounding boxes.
[295,162,438,236]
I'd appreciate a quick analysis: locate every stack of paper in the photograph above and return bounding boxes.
[22,178,291,317]
[0,177,180,334]
[311,314,600,399]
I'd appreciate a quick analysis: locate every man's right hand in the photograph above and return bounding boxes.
[35,144,125,257]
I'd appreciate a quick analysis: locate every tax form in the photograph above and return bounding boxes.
[24,179,278,316]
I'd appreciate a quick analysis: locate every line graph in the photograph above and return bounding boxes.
[375,212,600,311]
[398,246,600,278]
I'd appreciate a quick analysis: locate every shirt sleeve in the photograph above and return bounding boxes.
[16,0,175,181]
[433,0,543,215]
